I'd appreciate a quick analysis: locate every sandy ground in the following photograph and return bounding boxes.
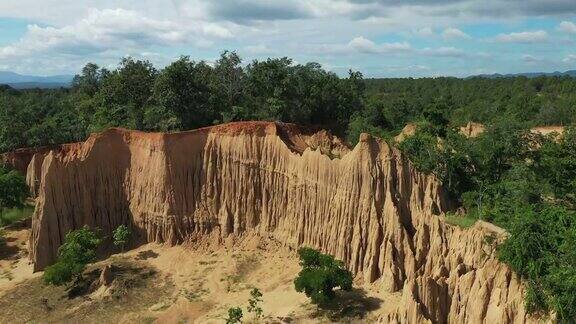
[0,227,400,323]
[0,226,39,294]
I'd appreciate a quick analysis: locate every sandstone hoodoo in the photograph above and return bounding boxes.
[27,121,532,322]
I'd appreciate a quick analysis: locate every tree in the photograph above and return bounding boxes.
[225,306,243,324]
[213,51,245,112]
[94,57,157,130]
[43,226,102,286]
[294,247,353,305]
[72,63,108,96]
[113,224,131,252]
[536,127,576,206]
[0,166,28,209]
[0,166,28,224]
[422,98,451,137]
[153,56,214,130]
[247,288,263,319]
[498,206,576,320]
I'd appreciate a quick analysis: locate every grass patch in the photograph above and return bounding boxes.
[0,259,174,323]
[445,213,477,228]
[0,206,34,226]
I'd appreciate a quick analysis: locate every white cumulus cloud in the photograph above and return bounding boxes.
[558,21,576,34]
[0,8,232,61]
[442,27,471,40]
[563,54,576,63]
[494,30,548,43]
[348,36,411,54]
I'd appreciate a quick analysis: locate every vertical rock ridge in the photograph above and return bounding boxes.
[26,121,534,323]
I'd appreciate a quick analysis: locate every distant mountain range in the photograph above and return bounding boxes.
[0,71,73,89]
[0,69,574,89]
[471,70,576,79]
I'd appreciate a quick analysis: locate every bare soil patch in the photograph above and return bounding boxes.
[0,232,396,323]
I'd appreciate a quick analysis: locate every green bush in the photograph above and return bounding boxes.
[113,224,131,252]
[225,306,243,324]
[498,206,576,320]
[0,167,29,223]
[247,288,263,319]
[294,247,353,305]
[43,226,102,286]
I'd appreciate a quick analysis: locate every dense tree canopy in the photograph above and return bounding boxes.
[399,121,576,318]
[363,76,576,131]
[2,53,576,153]
[0,52,368,152]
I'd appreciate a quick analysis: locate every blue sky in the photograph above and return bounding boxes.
[0,0,574,77]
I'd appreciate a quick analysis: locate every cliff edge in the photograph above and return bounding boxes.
[27,121,532,323]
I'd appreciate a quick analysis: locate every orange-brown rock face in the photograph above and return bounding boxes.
[26,151,49,198]
[28,121,532,322]
[0,146,56,173]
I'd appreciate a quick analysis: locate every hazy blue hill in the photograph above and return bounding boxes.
[472,70,576,79]
[0,71,73,88]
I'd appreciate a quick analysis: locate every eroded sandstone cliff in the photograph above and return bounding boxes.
[27,121,533,323]
[0,146,57,174]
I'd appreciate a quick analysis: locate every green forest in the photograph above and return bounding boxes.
[1,52,576,319]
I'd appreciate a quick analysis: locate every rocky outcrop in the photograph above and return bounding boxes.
[394,123,417,142]
[0,146,56,174]
[531,126,565,141]
[27,121,534,323]
[26,152,49,198]
[394,122,486,142]
[459,122,486,138]
[382,219,530,323]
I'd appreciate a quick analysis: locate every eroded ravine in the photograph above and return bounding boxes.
[4,121,536,323]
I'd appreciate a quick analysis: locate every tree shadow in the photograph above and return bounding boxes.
[310,288,383,321]
[66,262,157,299]
[0,244,20,260]
[0,235,22,260]
[135,250,159,260]
[3,217,32,230]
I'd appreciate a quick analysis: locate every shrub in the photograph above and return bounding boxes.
[43,226,102,285]
[247,288,263,319]
[294,247,353,305]
[0,166,29,224]
[225,306,243,324]
[113,224,131,252]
